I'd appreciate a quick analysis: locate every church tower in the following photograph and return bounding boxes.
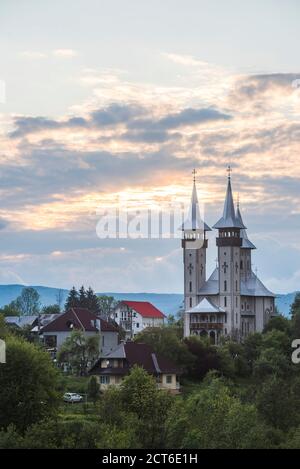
[236,201,256,280]
[182,171,211,310]
[213,168,245,337]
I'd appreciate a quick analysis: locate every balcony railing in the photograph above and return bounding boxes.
[190,322,223,330]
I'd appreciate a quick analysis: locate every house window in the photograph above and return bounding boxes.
[100,376,110,384]
[136,323,139,328]
[166,375,172,384]
[224,297,227,307]
[102,335,105,346]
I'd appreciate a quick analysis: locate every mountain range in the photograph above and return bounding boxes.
[0,284,296,317]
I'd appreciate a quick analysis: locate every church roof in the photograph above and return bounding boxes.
[236,205,256,249]
[198,268,275,298]
[186,297,225,314]
[213,176,246,230]
[182,180,211,231]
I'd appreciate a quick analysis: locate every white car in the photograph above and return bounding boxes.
[63,392,83,403]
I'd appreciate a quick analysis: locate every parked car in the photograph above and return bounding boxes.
[63,392,83,403]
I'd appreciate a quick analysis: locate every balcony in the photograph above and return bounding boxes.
[190,322,223,330]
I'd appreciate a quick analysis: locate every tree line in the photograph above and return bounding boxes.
[1,293,300,448]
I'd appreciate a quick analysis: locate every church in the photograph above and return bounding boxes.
[182,169,276,344]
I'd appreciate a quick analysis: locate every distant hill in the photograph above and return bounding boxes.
[0,284,297,317]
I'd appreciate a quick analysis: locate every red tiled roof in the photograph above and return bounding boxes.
[120,301,166,319]
[41,307,118,333]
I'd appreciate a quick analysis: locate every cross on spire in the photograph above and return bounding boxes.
[227,165,232,179]
[192,168,197,183]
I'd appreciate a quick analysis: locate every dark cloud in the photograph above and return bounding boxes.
[232,73,300,101]
[9,104,232,139]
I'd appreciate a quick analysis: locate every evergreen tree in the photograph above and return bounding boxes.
[87,376,100,404]
[86,287,100,313]
[64,287,79,311]
[79,286,87,308]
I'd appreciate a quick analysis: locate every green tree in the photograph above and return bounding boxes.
[42,304,61,315]
[64,286,79,310]
[255,375,299,430]
[119,366,174,448]
[166,376,268,449]
[0,303,21,317]
[291,292,300,338]
[87,375,100,404]
[263,315,291,335]
[14,287,41,316]
[85,287,100,313]
[0,336,60,431]
[57,330,99,375]
[134,326,194,371]
[79,286,87,306]
[98,295,116,319]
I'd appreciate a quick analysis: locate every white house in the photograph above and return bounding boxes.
[113,300,166,339]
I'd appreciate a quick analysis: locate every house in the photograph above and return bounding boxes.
[40,307,119,356]
[5,315,39,329]
[113,300,166,339]
[89,341,181,393]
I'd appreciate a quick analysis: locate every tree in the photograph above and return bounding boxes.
[119,366,173,448]
[98,295,116,319]
[255,375,299,430]
[85,287,100,313]
[0,336,60,431]
[79,285,87,306]
[166,376,268,449]
[87,376,100,404]
[57,330,99,375]
[42,304,61,315]
[185,336,221,379]
[291,292,300,339]
[64,287,79,310]
[13,287,41,316]
[134,326,194,371]
[263,315,291,335]
[0,303,21,317]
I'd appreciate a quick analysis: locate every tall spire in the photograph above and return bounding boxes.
[182,170,211,231]
[236,204,256,249]
[213,167,245,229]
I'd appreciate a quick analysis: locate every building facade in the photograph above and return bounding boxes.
[113,300,165,339]
[183,173,276,343]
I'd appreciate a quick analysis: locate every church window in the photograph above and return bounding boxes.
[236,297,238,307]
[189,298,192,308]
[224,280,227,291]
[236,280,238,291]
[224,297,227,307]
[240,260,243,270]
[236,313,238,324]
[189,281,192,292]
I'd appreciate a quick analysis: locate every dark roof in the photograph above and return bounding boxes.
[120,301,166,319]
[89,342,180,375]
[41,307,118,333]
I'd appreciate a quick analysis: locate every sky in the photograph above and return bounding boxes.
[0,0,300,294]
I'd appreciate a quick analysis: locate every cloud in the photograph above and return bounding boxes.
[9,104,231,139]
[52,49,77,57]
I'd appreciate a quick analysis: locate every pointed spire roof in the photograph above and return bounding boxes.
[182,179,211,231]
[236,204,256,249]
[213,170,246,229]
